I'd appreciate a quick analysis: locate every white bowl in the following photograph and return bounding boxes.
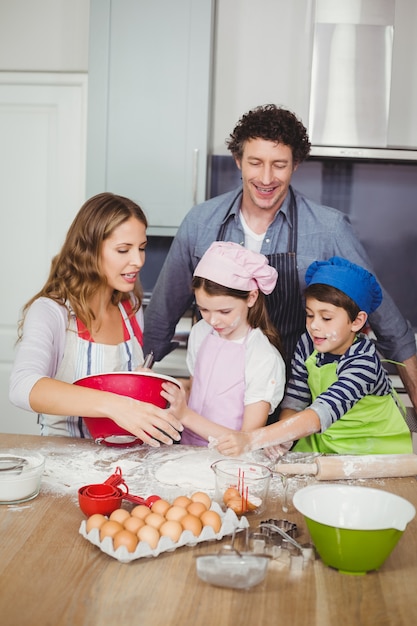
[196,553,269,589]
[0,450,45,504]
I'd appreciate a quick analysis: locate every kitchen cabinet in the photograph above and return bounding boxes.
[211,0,315,154]
[307,0,417,159]
[87,0,214,235]
[0,71,87,434]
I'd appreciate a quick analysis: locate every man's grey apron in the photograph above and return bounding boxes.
[217,186,306,365]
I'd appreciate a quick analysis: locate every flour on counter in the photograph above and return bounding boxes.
[32,441,288,505]
[36,443,166,501]
[154,449,224,490]
[153,448,280,491]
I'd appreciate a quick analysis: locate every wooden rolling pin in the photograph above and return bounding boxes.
[274,454,417,480]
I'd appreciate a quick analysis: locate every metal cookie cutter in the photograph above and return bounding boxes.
[260,519,298,543]
[260,520,316,568]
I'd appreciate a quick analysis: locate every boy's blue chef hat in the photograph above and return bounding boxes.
[305,256,383,315]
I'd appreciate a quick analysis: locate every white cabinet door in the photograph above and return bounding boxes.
[0,72,87,434]
[87,0,214,235]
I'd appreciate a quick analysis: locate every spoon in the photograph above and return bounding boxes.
[218,529,243,558]
[142,352,155,369]
[0,456,28,474]
[102,466,160,506]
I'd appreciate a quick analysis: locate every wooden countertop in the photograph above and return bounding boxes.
[1,433,417,626]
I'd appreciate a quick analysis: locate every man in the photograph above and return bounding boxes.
[144,104,417,413]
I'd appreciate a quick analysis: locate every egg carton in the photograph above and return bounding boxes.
[79,501,249,563]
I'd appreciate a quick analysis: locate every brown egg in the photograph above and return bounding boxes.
[113,529,139,553]
[159,520,183,543]
[172,495,192,508]
[200,510,222,533]
[86,513,107,533]
[124,515,145,534]
[226,496,258,514]
[144,512,165,530]
[138,524,160,549]
[181,513,203,536]
[186,501,207,518]
[150,498,171,517]
[109,508,131,525]
[165,505,188,522]
[226,497,245,515]
[131,504,151,520]
[223,487,241,504]
[99,520,124,541]
[190,491,212,509]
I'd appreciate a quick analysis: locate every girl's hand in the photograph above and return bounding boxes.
[215,431,253,457]
[160,381,188,420]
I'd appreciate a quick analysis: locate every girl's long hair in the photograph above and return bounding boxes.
[18,192,147,338]
[192,277,284,355]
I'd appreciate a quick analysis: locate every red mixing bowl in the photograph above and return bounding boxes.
[73,371,180,446]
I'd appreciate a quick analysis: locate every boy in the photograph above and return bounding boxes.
[216,256,413,456]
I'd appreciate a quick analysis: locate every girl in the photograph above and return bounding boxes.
[9,192,182,445]
[215,256,412,456]
[161,241,286,445]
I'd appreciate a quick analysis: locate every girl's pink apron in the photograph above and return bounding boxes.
[180,331,247,446]
[38,300,144,437]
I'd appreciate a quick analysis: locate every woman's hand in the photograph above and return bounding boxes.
[28,377,183,447]
[105,393,183,447]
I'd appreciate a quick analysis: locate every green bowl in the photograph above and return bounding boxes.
[293,484,415,575]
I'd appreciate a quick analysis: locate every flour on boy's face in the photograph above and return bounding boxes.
[305,298,357,355]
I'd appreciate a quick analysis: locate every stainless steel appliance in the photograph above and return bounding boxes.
[309,0,417,160]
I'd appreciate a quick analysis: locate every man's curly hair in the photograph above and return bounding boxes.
[226,104,311,164]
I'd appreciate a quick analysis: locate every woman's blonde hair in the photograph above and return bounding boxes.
[18,192,147,338]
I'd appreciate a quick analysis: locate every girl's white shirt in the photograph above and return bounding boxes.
[186,319,286,414]
[9,297,144,412]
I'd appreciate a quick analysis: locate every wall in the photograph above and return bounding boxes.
[0,0,89,71]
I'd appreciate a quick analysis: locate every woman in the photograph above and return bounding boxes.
[9,192,182,445]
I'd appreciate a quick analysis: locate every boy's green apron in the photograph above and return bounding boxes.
[293,351,413,454]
